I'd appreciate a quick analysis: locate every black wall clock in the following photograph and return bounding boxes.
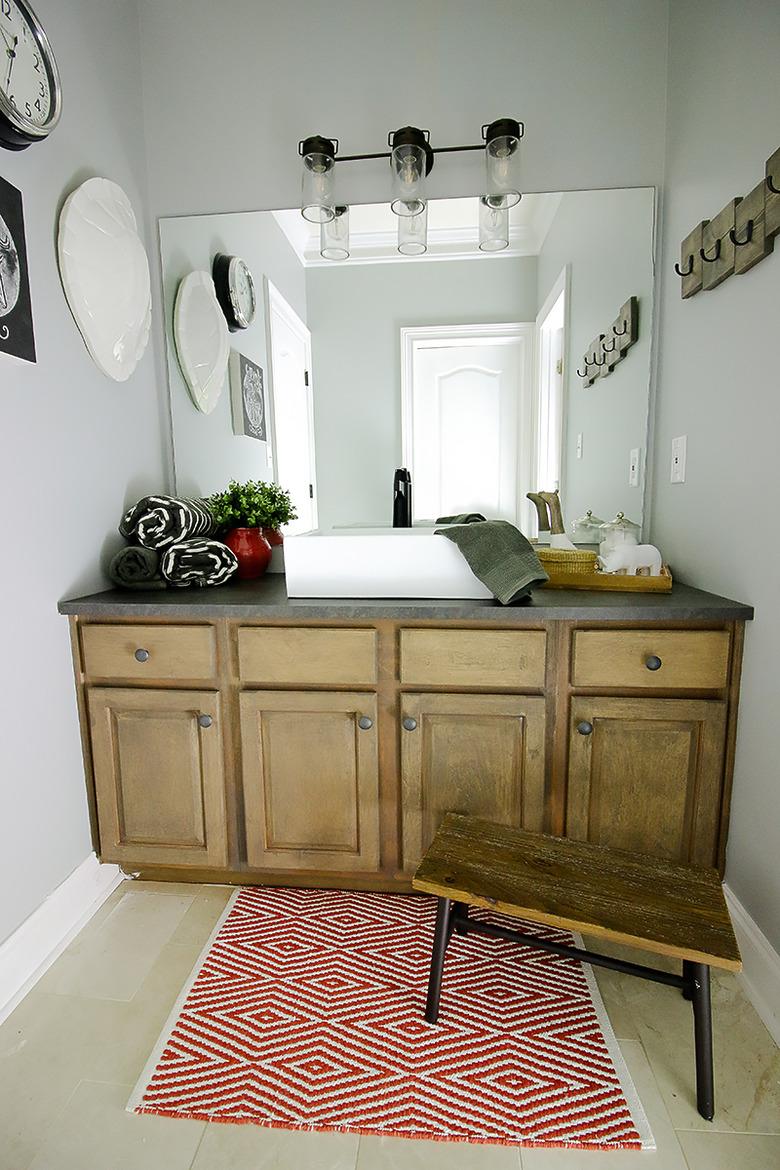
[0,172,35,362]
[0,0,62,151]
[213,253,257,331]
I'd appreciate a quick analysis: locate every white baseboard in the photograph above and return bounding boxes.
[724,883,780,1048]
[0,853,123,1025]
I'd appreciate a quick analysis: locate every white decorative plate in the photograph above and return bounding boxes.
[58,178,152,382]
[173,272,230,414]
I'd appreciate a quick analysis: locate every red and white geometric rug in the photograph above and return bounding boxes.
[129,887,653,1149]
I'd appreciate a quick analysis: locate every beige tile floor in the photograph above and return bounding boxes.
[0,880,778,1170]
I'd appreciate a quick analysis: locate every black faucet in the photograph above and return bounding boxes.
[392,468,412,527]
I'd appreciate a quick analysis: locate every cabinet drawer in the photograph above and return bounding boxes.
[572,630,731,689]
[400,629,546,688]
[238,627,377,685]
[81,624,216,681]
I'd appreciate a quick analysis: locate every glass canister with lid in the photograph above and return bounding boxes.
[599,512,641,554]
[571,509,607,544]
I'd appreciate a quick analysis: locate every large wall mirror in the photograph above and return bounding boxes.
[160,187,655,540]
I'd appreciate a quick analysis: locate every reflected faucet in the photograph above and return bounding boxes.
[393,468,412,527]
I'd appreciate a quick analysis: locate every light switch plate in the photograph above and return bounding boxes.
[576,433,583,459]
[671,435,687,483]
[629,447,641,487]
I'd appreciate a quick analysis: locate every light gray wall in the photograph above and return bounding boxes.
[0,1,168,943]
[159,212,305,497]
[137,0,669,217]
[306,257,537,530]
[537,188,655,530]
[651,0,780,946]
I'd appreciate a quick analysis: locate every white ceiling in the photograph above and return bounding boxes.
[273,193,563,266]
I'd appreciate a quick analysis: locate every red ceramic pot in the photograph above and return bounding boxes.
[223,527,272,580]
[262,527,284,547]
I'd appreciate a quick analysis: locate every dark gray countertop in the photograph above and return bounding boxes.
[59,575,754,622]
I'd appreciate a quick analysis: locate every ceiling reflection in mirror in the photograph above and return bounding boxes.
[160,188,655,541]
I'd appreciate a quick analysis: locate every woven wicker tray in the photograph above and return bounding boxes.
[540,565,673,592]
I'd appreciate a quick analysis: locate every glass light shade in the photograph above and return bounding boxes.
[479,197,509,251]
[397,204,428,255]
[301,148,336,223]
[320,205,350,260]
[391,142,427,216]
[484,133,522,209]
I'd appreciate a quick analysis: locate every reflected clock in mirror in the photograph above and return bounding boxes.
[0,0,62,150]
[213,253,256,331]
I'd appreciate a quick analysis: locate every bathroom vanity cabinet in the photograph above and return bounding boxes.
[60,579,752,888]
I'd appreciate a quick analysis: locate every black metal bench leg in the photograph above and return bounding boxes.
[682,959,694,999]
[452,900,470,936]
[425,897,452,1024]
[691,962,714,1121]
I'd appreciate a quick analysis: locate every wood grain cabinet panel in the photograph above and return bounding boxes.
[572,630,730,690]
[240,690,380,871]
[400,629,546,689]
[81,624,216,682]
[566,696,727,866]
[400,692,546,873]
[238,627,377,686]
[88,687,228,867]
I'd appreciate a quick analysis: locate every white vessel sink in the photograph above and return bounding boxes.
[284,527,492,599]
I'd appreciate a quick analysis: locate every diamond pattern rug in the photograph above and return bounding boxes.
[129,887,653,1149]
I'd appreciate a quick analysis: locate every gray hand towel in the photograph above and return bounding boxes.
[435,519,548,604]
[435,512,487,525]
[108,545,165,590]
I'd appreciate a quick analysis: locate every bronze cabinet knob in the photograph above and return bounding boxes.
[402,717,418,732]
[198,714,213,729]
[577,720,594,736]
[645,655,663,671]
[134,648,150,663]
[358,716,373,730]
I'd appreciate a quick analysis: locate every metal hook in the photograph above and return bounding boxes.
[729,220,754,247]
[674,256,695,277]
[576,365,589,378]
[767,174,780,196]
[602,337,616,352]
[700,239,722,263]
[613,321,628,336]
[590,352,606,367]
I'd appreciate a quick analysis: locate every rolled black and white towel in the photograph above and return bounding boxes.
[108,545,165,591]
[160,539,238,588]
[119,495,216,550]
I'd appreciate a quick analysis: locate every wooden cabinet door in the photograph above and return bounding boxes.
[88,687,228,868]
[240,691,380,872]
[400,693,546,873]
[567,697,727,866]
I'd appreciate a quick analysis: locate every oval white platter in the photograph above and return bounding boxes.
[173,271,230,414]
[58,178,152,382]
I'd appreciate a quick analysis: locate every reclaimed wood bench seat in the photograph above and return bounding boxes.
[412,813,741,1121]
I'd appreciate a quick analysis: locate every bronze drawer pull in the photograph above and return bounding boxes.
[134,648,150,663]
[645,655,663,671]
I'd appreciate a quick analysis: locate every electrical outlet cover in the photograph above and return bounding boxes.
[671,435,687,483]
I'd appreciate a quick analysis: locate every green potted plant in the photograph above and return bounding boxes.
[256,481,298,547]
[209,480,296,580]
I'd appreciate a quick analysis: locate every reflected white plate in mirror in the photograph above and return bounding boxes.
[173,271,230,414]
[58,178,152,382]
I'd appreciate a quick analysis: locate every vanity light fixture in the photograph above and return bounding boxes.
[299,119,524,255]
[299,135,338,223]
[320,205,350,260]
[398,204,428,255]
[482,118,523,209]
[478,196,510,252]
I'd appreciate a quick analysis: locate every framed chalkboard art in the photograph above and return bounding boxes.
[0,174,35,363]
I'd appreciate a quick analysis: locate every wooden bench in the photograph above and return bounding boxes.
[412,813,742,1121]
